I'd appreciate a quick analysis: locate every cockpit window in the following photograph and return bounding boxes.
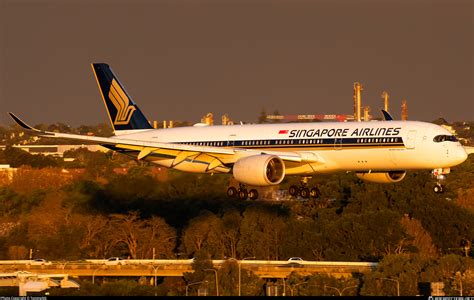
[433,135,458,143]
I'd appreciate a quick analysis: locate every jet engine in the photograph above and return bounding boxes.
[356,171,406,183]
[233,155,285,186]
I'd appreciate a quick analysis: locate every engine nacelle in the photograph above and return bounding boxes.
[233,155,285,186]
[356,171,406,183]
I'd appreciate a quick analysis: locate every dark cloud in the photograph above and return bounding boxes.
[1,0,473,127]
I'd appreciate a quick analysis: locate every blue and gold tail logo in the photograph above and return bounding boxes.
[92,63,153,132]
[109,79,136,125]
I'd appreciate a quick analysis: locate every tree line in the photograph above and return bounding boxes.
[0,134,473,295]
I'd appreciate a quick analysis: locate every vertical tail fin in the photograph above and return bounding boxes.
[91,63,153,133]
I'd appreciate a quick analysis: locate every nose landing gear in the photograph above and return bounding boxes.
[432,168,449,194]
[289,176,320,199]
[433,183,444,194]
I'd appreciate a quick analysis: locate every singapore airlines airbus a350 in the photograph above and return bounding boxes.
[8,63,472,200]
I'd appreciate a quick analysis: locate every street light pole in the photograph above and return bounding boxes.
[204,268,219,296]
[452,272,463,296]
[289,282,308,296]
[282,277,286,296]
[152,265,160,287]
[458,272,463,297]
[324,285,358,296]
[186,280,208,296]
[92,267,102,285]
[238,261,241,296]
[379,278,400,296]
[340,285,358,296]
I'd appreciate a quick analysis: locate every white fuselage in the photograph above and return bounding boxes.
[113,120,468,175]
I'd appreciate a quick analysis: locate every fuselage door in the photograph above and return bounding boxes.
[334,137,343,150]
[406,130,417,149]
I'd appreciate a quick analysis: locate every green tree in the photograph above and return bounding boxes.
[422,254,474,295]
[280,219,324,261]
[220,209,242,259]
[2,146,60,168]
[217,260,239,295]
[238,206,286,260]
[183,251,215,295]
[361,254,432,296]
[181,211,225,258]
[298,273,359,296]
[216,259,265,296]
[321,210,407,261]
[110,212,176,259]
[0,187,44,216]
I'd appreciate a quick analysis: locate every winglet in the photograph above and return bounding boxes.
[381,110,393,121]
[7,112,42,133]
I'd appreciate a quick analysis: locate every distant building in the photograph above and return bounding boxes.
[266,114,354,122]
[0,145,109,157]
[0,164,17,183]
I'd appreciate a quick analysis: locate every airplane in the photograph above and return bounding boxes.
[8,63,472,200]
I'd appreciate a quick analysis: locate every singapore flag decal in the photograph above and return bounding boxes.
[278,130,288,134]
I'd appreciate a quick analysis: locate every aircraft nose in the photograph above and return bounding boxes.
[455,146,468,165]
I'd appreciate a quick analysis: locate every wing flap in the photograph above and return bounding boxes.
[173,151,200,166]
[207,158,224,170]
[137,147,158,160]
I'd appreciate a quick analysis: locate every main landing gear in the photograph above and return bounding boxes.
[227,184,259,200]
[432,168,449,194]
[289,176,320,199]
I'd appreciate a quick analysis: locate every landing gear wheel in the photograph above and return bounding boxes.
[289,185,299,196]
[238,189,248,200]
[431,168,449,194]
[310,187,320,199]
[249,189,259,200]
[433,184,444,194]
[227,187,238,198]
[300,188,310,199]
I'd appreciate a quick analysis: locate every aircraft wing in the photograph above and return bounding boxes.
[8,113,322,169]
